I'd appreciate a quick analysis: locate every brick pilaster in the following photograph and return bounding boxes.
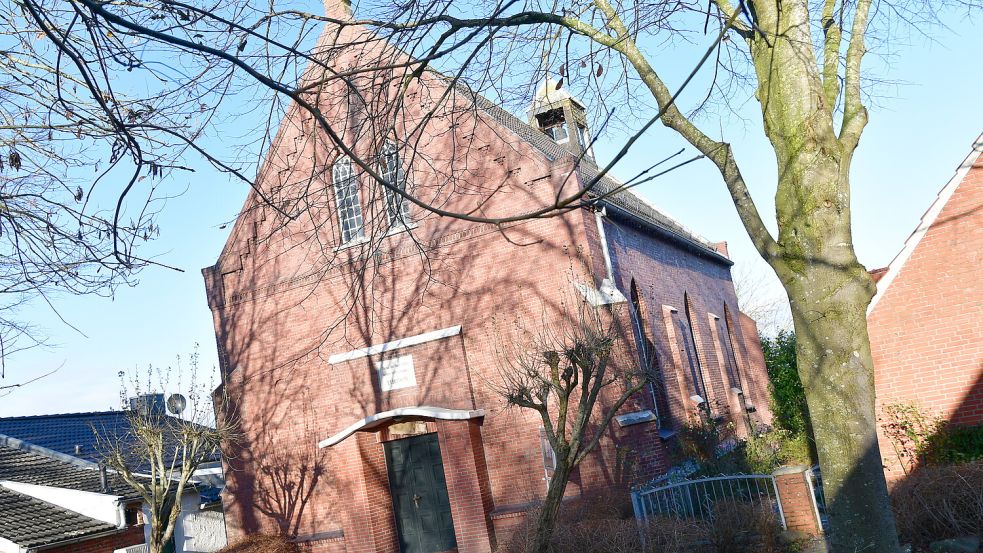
[773,465,822,536]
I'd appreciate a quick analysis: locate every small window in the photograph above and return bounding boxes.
[332,156,364,243]
[124,505,141,526]
[379,141,412,227]
[545,123,568,143]
[576,125,589,149]
[536,109,569,144]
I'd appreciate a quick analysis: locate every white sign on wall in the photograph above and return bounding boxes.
[377,355,417,391]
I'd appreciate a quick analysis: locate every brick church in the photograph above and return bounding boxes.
[202,4,772,552]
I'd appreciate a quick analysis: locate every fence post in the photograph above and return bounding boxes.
[772,465,823,536]
[631,489,647,548]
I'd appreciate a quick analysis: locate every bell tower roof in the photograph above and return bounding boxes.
[528,79,584,117]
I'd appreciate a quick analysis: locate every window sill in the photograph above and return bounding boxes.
[333,236,369,252]
[332,223,417,252]
[385,222,417,237]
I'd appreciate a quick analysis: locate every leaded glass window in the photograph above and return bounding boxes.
[379,141,412,227]
[332,156,364,243]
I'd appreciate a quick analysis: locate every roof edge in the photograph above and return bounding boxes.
[600,201,734,266]
[868,131,983,315]
[0,433,98,470]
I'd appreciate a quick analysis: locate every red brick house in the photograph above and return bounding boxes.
[868,132,983,478]
[203,7,772,552]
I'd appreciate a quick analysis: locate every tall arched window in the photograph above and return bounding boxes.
[379,141,411,227]
[332,156,364,243]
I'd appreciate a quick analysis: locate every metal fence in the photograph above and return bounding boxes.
[809,465,829,532]
[631,474,784,527]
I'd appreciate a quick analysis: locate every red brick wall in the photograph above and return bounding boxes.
[599,216,773,435]
[869,145,983,479]
[44,525,145,553]
[205,14,771,553]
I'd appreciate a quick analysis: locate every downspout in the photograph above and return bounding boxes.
[593,207,615,282]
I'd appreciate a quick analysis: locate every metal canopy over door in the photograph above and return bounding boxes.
[385,432,457,553]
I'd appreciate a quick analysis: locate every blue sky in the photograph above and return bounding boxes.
[1,10,980,417]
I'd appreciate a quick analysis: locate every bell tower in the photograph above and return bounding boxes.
[528,79,594,162]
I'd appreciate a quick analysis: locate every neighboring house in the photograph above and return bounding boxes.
[0,396,226,504]
[868,132,983,479]
[0,399,228,553]
[203,10,772,553]
[0,437,145,553]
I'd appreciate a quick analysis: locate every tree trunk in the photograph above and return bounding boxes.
[781,244,899,552]
[531,461,573,553]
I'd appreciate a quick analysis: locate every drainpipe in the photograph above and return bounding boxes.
[593,207,614,282]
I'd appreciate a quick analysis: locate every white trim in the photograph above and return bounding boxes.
[327,325,462,364]
[318,406,484,448]
[594,208,615,280]
[868,132,983,314]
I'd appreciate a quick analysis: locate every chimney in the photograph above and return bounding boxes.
[324,0,352,19]
[99,464,109,493]
[129,394,166,418]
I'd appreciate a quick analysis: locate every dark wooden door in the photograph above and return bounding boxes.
[385,433,457,553]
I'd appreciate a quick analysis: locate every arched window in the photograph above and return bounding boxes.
[379,141,411,226]
[332,156,364,243]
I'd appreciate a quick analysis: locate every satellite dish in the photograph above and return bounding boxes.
[166,393,187,415]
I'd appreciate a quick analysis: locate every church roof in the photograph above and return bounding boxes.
[448,79,729,264]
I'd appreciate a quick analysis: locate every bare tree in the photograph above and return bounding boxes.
[495,290,652,553]
[7,0,980,549]
[95,350,238,553]
[732,264,792,338]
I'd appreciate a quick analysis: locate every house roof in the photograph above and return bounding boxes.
[867,131,983,314]
[450,80,731,265]
[0,487,118,549]
[0,410,222,468]
[0,439,141,500]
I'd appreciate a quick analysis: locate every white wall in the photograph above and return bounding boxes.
[142,491,227,553]
[0,535,26,553]
[0,481,120,525]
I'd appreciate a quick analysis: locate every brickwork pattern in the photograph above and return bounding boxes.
[869,147,983,480]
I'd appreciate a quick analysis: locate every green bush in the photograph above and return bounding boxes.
[927,423,983,464]
[880,402,983,468]
[677,413,812,476]
[760,331,811,438]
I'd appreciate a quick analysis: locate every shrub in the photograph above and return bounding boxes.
[881,402,983,470]
[745,429,813,471]
[216,535,300,553]
[707,500,789,553]
[677,412,813,477]
[761,331,810,437]
[926,424,983,465]
[497,493,796,552]
[890,460,983,548]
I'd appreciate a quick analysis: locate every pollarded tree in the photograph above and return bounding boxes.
[95,350,238,553]
[495,292,652,552]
